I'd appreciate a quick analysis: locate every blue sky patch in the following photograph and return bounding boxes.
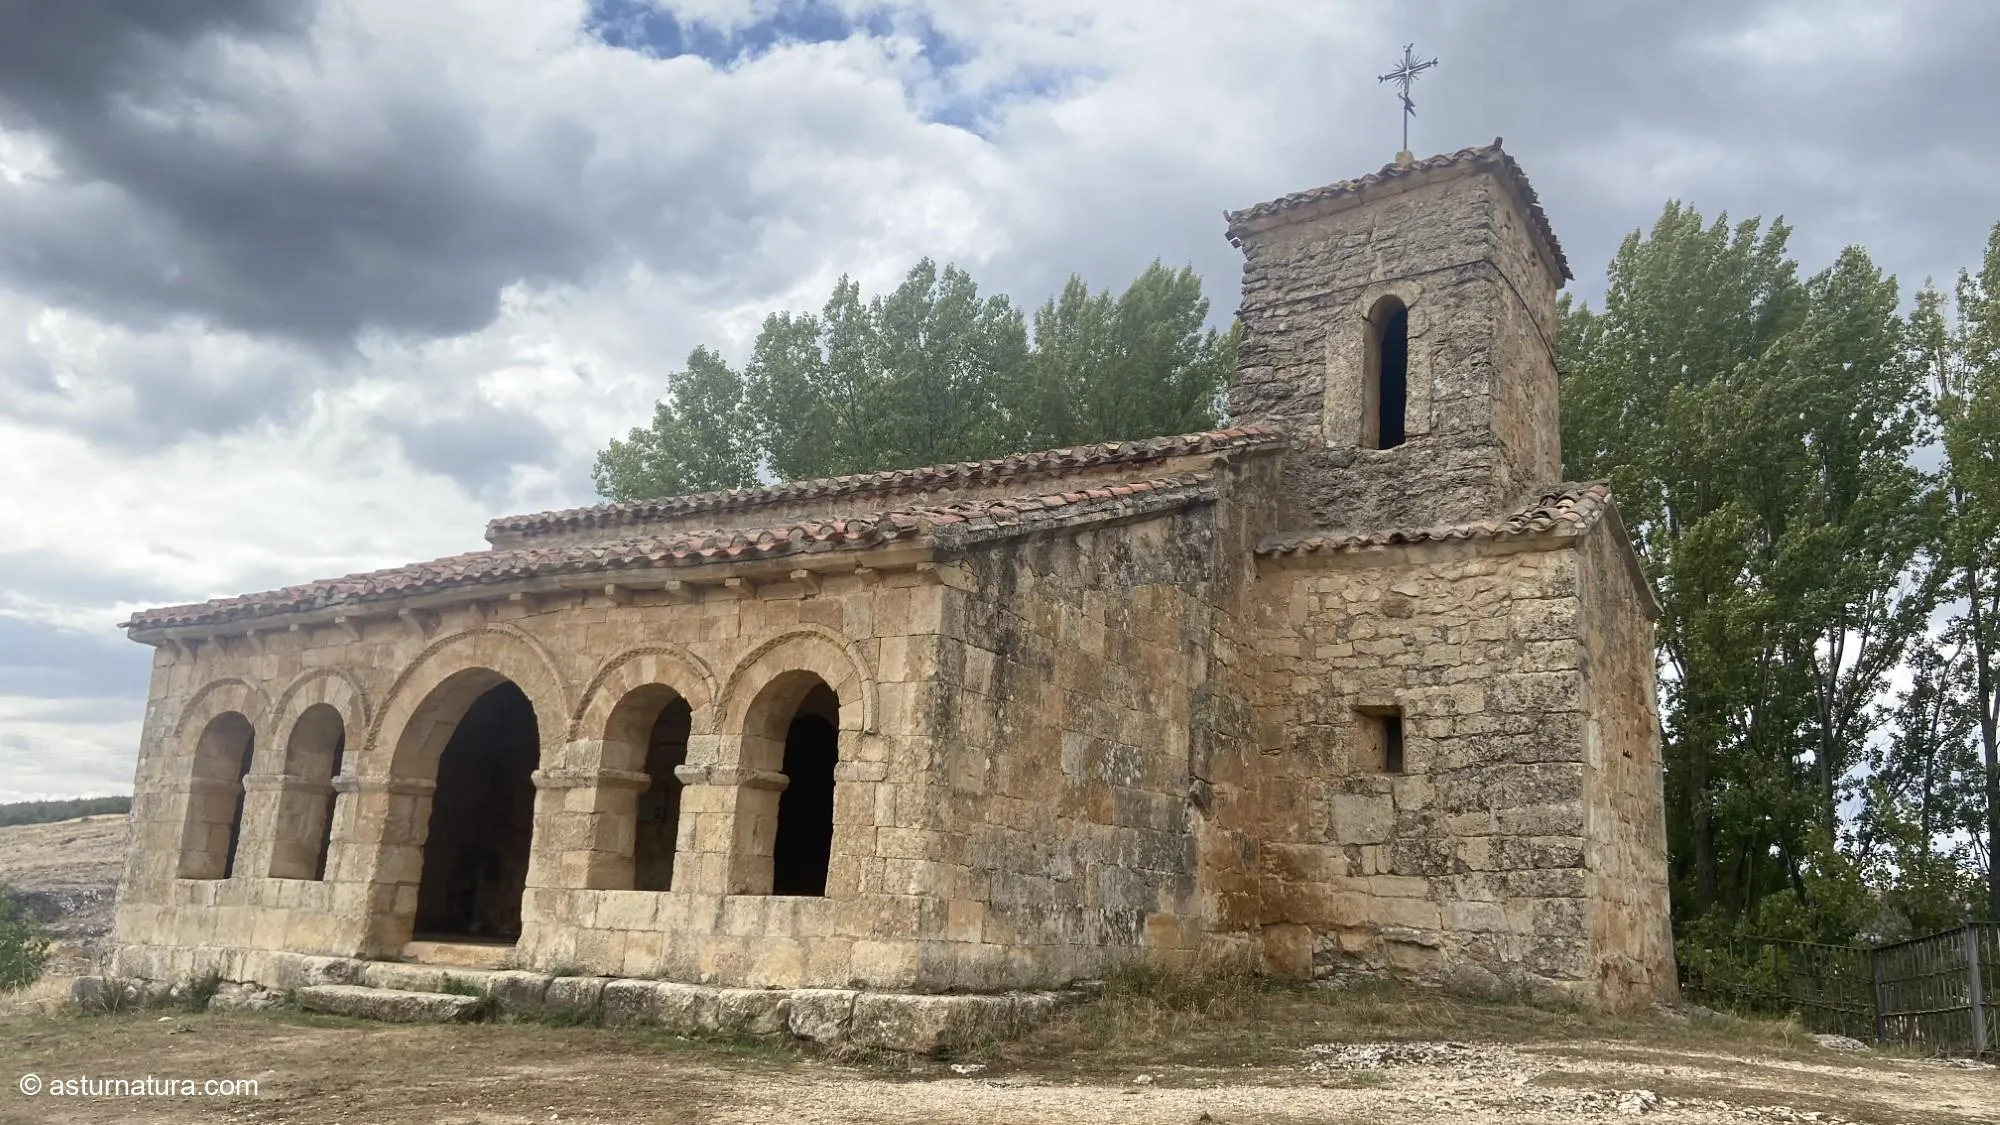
[585,0,898,66]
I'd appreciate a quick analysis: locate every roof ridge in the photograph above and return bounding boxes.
[124,472,1221,634]
[485,425,1285,542]
[1256,482,1612,556]
[1222,139,1571,282]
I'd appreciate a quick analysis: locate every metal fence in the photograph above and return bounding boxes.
[1679,922,1998,1057]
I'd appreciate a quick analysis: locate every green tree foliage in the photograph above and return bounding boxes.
[0,885,51,993]
[593,259,1235,499]
[1904,224,2000,920]
[593,346,758,501]
[1561,205,1944,939]
[1018,262,1238,450]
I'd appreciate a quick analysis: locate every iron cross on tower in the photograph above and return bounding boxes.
[1378,43,1439,158]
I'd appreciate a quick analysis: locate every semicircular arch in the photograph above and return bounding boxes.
[362,624,572,778]
[169,677,271,746]
[265,667,371,777]
[719,625,877,736]
[569,644,718,741]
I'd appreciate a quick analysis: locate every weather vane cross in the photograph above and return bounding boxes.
[1378,43,1439,157]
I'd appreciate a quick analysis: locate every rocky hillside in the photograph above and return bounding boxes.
[0,813,125,974]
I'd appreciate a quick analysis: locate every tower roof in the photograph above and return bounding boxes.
[1223,139,1571,282]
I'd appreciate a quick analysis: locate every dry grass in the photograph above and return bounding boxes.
[1,973,74,1017]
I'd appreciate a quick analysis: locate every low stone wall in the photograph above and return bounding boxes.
[76,953,1077,1054]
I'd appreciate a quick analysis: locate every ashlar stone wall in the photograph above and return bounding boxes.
[1576,514,1677,1008]
[1245,536,1607,1000]
[1230,167,1563,532]
[919,507,1221,988]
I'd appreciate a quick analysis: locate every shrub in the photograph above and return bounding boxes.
[0,885,52,993]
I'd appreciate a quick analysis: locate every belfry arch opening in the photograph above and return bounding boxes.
[1365,295,1409,450]
[177,712,255,880]
[601,684,691,892]
[269,703,345,880]
[413,680,539,942]
[740,674,840,897]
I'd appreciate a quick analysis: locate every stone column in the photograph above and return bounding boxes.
[327,772,436,956]
[233,772,293,879]
[669,764,789,894]
[525,764,652,897]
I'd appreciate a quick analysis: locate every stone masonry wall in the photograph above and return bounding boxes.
[1576,517,1677,1009]
[1230,169,1559,532]
[1244,539,1598,998]
[917,506,1222,988]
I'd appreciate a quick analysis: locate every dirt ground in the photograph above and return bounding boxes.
[2,982,1993,1125]
[3,817,1993,1124]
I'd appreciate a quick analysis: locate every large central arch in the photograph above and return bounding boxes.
[359,628,569,951]
[413,679,540,940]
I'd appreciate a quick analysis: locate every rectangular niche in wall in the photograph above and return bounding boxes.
[1356,706,1405,774]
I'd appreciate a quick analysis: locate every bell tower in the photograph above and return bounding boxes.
[1224,140,1571,531]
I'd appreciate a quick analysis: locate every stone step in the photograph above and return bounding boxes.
[296,984,486,1023]
[401,940,516,970]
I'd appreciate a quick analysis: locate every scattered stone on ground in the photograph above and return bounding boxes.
[1812,1034,1870,1052]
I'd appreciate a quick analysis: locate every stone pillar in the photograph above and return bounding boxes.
[234,772,297,879]
[670,764,789,895]
[329,772,436,956]
[525,764,652,896]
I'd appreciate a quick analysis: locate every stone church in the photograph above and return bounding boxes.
[109,141,1675,1014]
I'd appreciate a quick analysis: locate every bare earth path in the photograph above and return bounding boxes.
[1,1007,1992,1125]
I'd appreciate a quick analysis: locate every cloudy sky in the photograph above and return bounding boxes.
[1,0,1995,802]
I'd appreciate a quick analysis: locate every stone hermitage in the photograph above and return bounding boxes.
[107,141,1675,1012]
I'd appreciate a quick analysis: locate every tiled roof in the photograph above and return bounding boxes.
[1223,139,1572,282]
[1257,483,1613,556]
[122,474,1217,633]
[485,426,1285,544]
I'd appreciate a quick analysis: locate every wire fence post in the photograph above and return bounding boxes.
[1870,944,1887,1044]
[1965,924,1987,1057]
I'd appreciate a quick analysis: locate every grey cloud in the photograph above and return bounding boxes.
[0,617,151,700]
[0,549,177,609]
[1398,0,2000,297]
[384,400,562,501]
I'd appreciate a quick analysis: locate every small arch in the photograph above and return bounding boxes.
[602,685,691,892]
[719,626,877,738]
[569,645,717,742]
[742,674,840,897]
[177,712,256,880]
[268,703,347,880]
[1364,294,1409,450]
[271,667,371,741]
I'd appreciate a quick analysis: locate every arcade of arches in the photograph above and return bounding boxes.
[153,665,847,955]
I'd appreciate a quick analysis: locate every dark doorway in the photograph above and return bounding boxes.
[1375,303,1408,449]
[414,681,538,941]
[634,699,690,891]
[771,685,838,896]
